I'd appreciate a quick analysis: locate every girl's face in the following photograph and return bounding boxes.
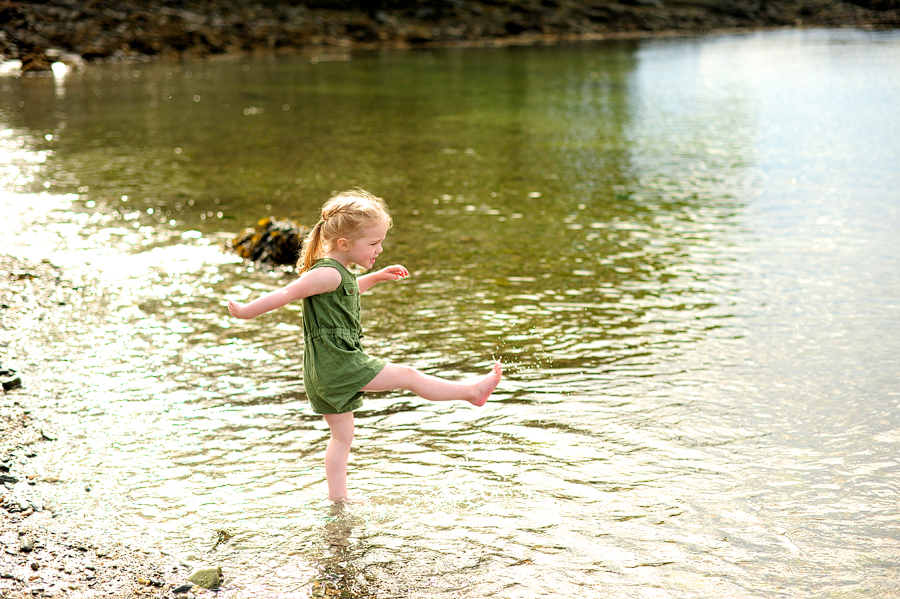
[346,218,390,270]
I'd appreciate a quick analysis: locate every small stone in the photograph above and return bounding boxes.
[0,370,21,391]
[172,583,193,594]
[19,537,34,552]
[30,562,39,571]
[187,565,222,589]
[21,53,52,73]
[1,377,20,391]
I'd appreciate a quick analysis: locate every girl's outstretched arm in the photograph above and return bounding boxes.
[228,267,342,319]
[358,264,409,293]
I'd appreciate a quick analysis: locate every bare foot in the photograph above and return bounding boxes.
[468,361,502,407]
[330,495,368,505]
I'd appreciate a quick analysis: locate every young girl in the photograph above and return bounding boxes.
[228,189,502,501]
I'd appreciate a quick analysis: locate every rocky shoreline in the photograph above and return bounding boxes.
[0,255,219,598]
[2,0,899,72]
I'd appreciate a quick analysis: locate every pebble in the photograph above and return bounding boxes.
[19,537,34,552]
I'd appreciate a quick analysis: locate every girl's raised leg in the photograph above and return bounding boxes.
[322,412,355,501]
[362,361,501,406]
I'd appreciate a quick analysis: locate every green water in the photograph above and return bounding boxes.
[2,29,899,598]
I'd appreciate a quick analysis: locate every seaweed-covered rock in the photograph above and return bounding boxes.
[232,217,308,267]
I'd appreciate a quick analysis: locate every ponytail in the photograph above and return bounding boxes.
[298,220,325,273]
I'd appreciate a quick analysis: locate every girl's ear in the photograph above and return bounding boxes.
[335,237,350,252]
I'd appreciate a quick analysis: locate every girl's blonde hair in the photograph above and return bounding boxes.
[298,189,392,272]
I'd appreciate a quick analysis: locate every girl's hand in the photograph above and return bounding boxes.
[228,299,250,319]
[357,265,408,293]
[380,265,409,281]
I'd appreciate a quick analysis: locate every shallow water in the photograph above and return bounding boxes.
[2,29,899,598]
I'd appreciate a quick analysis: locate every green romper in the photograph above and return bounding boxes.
[302,257,386,414]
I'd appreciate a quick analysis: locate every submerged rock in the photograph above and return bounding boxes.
[232,217,308,267]
[187,565,223,589]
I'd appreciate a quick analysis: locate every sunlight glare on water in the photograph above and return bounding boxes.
[1,28,899,598]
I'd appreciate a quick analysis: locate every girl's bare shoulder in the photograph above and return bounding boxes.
[298,264,343,295]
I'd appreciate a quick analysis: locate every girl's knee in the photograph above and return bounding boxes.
[328,426,354,451]
[323,413,355,442]
[396,364,420,380]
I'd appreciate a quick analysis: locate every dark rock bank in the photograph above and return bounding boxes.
[2,0,899,71]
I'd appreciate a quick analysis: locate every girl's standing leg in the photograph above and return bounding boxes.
[322,412,355,501]
[362,361,502,406]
